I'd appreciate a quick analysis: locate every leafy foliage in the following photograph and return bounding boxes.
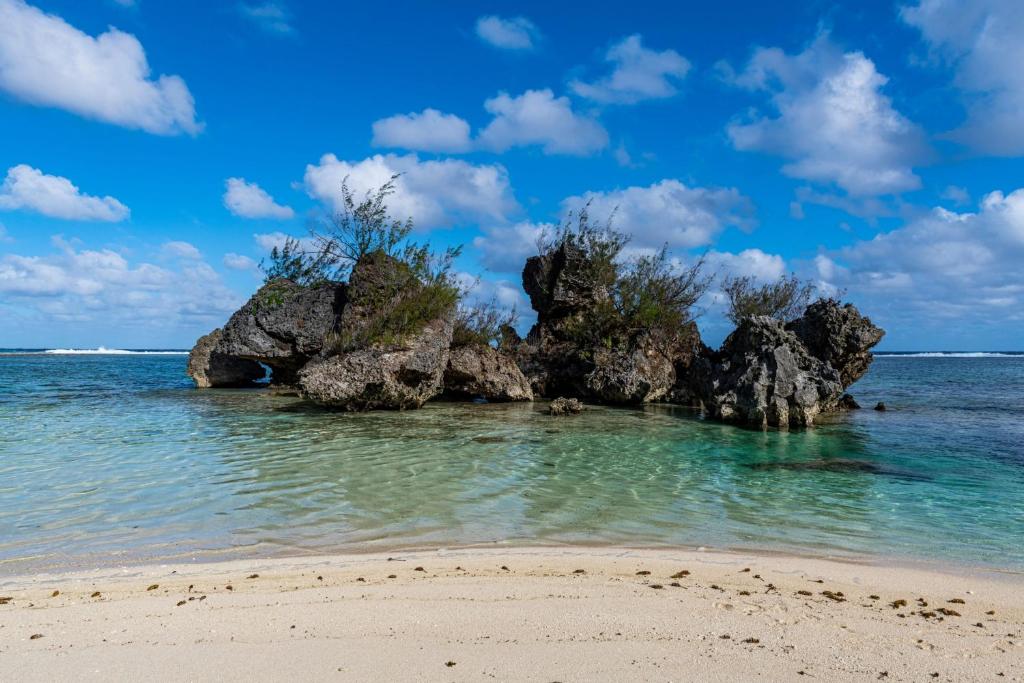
[722,273,816,325]
[259,237,333,286]
[452,298,519,348]
[543,205,711,349]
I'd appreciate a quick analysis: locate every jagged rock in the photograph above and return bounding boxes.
[186,328,265,388]
[444,345,533,402]
[522,242,606,326]
[837,393,861,410]
[585,343,675,404]
[215,279,345,384]
[549,397,583,415]
[297,253,456,410]
[787,299,884,386]
[693,316,844,428]
[299,317,453,410]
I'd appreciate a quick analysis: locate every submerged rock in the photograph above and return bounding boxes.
[693,316,844,428]
[186,328,265,388]
[549,397,583,415]
[298,316,453,410]
[837,393,861,410]
[444,345,533,402]
[874,401,887,412]
[215,279,345,384]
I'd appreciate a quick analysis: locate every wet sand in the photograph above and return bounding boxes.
[1,547,1022,681]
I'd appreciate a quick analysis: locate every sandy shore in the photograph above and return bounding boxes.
[1,547,1021,682]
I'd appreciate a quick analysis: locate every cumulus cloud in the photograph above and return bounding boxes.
[371,109,473,153]
[0,237,242,332]
[473,221,554,273]
[0,165,130,222]
[239,2,294,35]
[813,187,1024,340]
[902,0,1024,155]
[223,178,294,219]
[303,153,519,229]
[477,89,608,155]
[571,34,691,104]
[223,253,259,272]
[161,241,202,260]
[560,179,755,252]
[475,15,539,50]
[0,0,200,135]
[725,35,927,197]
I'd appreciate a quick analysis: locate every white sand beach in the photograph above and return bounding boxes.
[1,547,1021,682]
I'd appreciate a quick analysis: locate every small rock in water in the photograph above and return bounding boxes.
[838,393,861,410]
[548,397,583,416]
[874,402,887,411]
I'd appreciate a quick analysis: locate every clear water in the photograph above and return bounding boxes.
[1,351,1022,574]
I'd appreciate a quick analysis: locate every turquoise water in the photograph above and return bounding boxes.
[1,351,1022,573]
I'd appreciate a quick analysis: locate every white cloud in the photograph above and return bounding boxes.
[705,248,787,282]
[477,89,608,155]
[812,187,1024,337]
[239,2,294,35]
[303,153,519,229]
[0,164,130,222]
[371,108,473,153]
[725,35,927,196]
[223,253,259,271]
[473,221,554,273]
[475,15,539,50]
[0,237,241,330]
[0,0,200,135]
[162,241,201,260]
[223,178,294,219]
[560,179,755,252]
[902,0,1024,155]
[941,185,970,206]
[570,34,691,104]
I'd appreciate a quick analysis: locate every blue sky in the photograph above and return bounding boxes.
[1,0,1023,350]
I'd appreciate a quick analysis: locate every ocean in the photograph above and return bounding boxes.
[1,349,1022,574]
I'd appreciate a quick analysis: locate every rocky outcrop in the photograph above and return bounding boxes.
[296,253,456,410]
[444,345,533,402]
[215,279,345,384]
[787,299,884,386]
[517,242,696,404]
[298,317,453,410]
[549,397,583,415]
[693,316,845,428]
[186,328,265,388]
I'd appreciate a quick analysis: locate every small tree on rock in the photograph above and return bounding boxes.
[722,273,816,325]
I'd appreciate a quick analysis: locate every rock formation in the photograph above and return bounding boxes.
[186,328,265,388]
[786,299,885,386]
[690,316,846,428]
[443,344,533,402]
[549,397,583,415]
[298,316,453,410]
[214,279,345,385]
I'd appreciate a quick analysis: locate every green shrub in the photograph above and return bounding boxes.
[722,273,815,325]
[452,298,518,348]
[542,206,711,349]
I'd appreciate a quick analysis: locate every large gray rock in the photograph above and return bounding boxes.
[787,298,885,386]
[298,316,453,410]
[215,279,345,384]
[186,328,265,388]
[444,345,533,402]
[585,344,675,404]
[693,316,844,428]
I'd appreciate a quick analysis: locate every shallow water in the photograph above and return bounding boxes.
[1,352,1022,573]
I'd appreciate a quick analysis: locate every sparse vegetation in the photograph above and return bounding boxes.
[452,298,518,348]
[544,206,711,350]
[722,273,816,325]
[259,237,334,286]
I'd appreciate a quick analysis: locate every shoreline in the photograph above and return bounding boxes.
[3,546,1022,681]
[5,539,1023,584]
